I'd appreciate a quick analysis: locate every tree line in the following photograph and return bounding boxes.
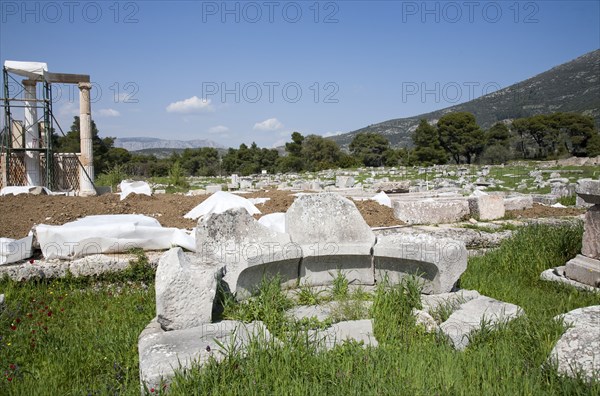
[411,112,600,165]
[55,112,600,181]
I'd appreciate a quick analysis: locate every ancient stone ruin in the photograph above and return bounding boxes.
[541,179,600,291]
[138,192,528,391]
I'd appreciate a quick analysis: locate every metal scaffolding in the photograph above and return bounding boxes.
[1,62,94,194]
[1,67,55,189]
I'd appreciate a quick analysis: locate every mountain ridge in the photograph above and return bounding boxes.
[114,137,223,151]
[331,49,600,148]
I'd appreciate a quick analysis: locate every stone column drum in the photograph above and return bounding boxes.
[565,180,600,287]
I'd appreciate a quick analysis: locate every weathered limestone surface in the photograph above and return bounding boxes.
[540,266,600,292]
[565,255,600,288]
[310,319,378,350]
[420,289,481,313]
[468,195,505,220]
[196,208,301,298]
[373,233,468,294]
[0,252,163,281]
[504,195,533,211]
[550,306,600,382]
[412,309,439,332]
[393,199,470,225]
[138,319,272,391]
[286,193,376,286]
[582,205,600,259]
[155,248,218,331]
[576,179,600,205]
[439,296,523,350]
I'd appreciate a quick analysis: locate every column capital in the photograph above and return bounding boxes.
[22,79,37,87]
[78,82,92,90]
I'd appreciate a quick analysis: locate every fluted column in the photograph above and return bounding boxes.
[78,82,96,196]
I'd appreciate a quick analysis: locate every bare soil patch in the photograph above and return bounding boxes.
[0,190,401,239]
[506,203,585,220]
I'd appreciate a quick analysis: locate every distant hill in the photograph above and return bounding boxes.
[133,147,228,159]
[114,137,223,152]
[331,49,600,148]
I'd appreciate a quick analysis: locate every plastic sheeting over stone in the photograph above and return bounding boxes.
[36,215,195,259]
[0,235,33,265]
[184,191,261,220]
[119,180,152,200]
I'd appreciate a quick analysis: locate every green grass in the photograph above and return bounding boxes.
[169,223,599,395]
[1,223,599,395]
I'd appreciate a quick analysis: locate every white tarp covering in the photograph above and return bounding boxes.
[35,214,195,260]
[120,180,152,200]
[257,212,286,234]
[184,191,261,220]
[4,60,48,80]
[372,191,392,208]
[0,235,33,265]
[0,186,52,196]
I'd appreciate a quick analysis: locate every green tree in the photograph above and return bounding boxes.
[277,132,305,173]
[349,132,391,167]
[55,116,127,174]
[301,134,342,171]
[437,112,485,164]
[486,122,511,147]
[412,119,447,165]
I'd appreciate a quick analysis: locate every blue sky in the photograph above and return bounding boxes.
[1,1,599,148]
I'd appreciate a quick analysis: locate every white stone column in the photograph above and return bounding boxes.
[78,82,96,196]
[23,79,40,186]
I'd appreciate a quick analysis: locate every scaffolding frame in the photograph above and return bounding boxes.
[1,67,55,189]
[1,65,95,193]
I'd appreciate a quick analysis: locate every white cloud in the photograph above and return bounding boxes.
[57,102,78,118]
[166,96,214,114]
[208,125,229,134]
[253,118,283,131]
[97,108,120,117]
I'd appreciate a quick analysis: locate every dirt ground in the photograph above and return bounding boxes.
[0,190,401,239]
[505,203,585,219]
[0,192,584,240]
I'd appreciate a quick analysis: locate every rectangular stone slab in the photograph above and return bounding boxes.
[393,199,470,225]
[565,254,600,288]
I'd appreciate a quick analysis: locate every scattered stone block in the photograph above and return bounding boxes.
[412,309,439,332]
[205,184,222,194]
[196,208,301,299]
[420,289,480,313]
[155,248,219,331]
[540,266,599,292]
[392,199,470,225]
[576,179,600,205]
[565,255,600,288]
[372,181,410,193]
[549,305,600,382]
[373,233,468,294]
[504,195,533,211]
[310,319,377,350]
[468,194,505,220]
[335,176,355,188]
[439,296,523,350]
[139,319,272,391]
[286,193,376,286]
